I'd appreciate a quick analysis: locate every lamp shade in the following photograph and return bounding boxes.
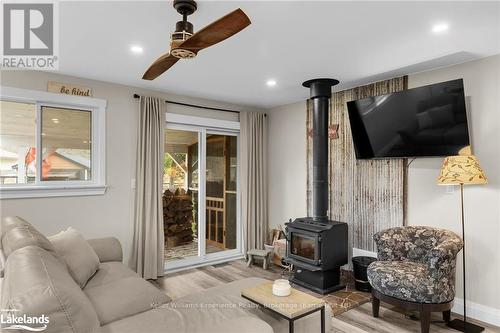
[437,155,487,185]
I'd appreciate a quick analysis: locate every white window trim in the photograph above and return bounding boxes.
[166,113,240,131]
[0,86,107,199]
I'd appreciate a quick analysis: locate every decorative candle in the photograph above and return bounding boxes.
[272,279,291,296]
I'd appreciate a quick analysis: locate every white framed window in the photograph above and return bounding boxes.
[0,86,106,199]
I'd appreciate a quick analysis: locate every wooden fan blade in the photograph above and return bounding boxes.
[142,8,250,80]
[178,8,251,52]
[142,53,180,80]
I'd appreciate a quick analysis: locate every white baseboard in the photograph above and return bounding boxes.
[164,254,245,274]
[342,248,377,270]
[452,297,500,327]
[352,247,377,258]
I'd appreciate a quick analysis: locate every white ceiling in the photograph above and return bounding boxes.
[57,1,500,108]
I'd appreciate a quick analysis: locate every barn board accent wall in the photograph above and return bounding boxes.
[306,76,408,260]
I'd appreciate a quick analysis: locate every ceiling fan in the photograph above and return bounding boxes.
[142,0,251,80]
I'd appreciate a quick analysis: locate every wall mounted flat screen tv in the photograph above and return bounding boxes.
[346,79,470,159]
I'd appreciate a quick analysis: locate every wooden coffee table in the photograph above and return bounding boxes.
[241,281,326,333]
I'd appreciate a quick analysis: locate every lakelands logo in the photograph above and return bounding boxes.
[1,309,49,331]
[1,1,59,69]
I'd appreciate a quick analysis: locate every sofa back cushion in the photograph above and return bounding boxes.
[1,246,100,333]
[1,216,30,237]
[1,216,54,257]
[49,227,100,288]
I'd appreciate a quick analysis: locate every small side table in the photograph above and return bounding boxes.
[246,248,272,269]
[241,281,326,333]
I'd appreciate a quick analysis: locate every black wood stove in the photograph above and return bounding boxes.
[285,78,348,295]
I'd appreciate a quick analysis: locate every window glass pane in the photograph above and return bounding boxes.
[41,106,91,181]
[164,129,199,263]
[226,136,237,191]
[206,136,224,197]
[206,134,237,253]
[0,101,37,184]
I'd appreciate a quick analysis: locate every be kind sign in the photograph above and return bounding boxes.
[47,81,92,97]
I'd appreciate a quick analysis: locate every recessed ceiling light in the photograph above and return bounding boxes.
[130,45,144,54]
[266,79,277,87]
[432,23,449,34]
[51,118,59,124]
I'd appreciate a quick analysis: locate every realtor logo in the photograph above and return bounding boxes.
[1,309,49,331]
[1,1,58,69]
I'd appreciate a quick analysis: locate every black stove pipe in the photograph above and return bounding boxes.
[302,78,340,221]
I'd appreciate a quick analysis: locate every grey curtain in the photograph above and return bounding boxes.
[240,112,268,253]
[130,96,165,279]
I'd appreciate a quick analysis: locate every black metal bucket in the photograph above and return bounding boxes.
[352,256,377,292]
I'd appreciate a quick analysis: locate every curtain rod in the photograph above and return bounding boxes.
[133,94,240,114]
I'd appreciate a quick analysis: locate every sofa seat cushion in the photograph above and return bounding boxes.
[98,277,329,333]
[98,310,273,333]
[84,276,170,325]
[84,262,138,289]
[1,246,100,333]
[171,277,331,333]
[213,317,273,333]
[368,260,446,303]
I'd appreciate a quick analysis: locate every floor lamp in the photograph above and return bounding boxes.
[437,155,487,333]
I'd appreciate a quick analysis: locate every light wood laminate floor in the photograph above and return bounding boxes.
[156,260,500,333]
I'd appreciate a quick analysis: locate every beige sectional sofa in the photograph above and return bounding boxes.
[0,216,331,333]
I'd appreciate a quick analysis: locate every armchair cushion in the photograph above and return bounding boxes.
[368,261,442,303]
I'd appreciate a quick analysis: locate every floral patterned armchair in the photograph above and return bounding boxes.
[367,226,463,333]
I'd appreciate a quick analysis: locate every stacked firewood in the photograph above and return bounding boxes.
[163,189,194,248]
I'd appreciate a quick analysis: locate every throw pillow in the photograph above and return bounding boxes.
[49,227,100,288]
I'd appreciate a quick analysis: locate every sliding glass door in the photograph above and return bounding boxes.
[163,128,200,263]
[205,132,238,254]
[164,121,240,270]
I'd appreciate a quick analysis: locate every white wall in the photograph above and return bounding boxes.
[407,55,500,315]
[267,55,500,322]
[268,101,308,230]
[0,70,262,264]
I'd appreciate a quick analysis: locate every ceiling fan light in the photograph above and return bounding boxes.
[171,48,196,59]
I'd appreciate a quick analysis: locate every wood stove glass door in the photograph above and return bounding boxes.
[290,231,320,265]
